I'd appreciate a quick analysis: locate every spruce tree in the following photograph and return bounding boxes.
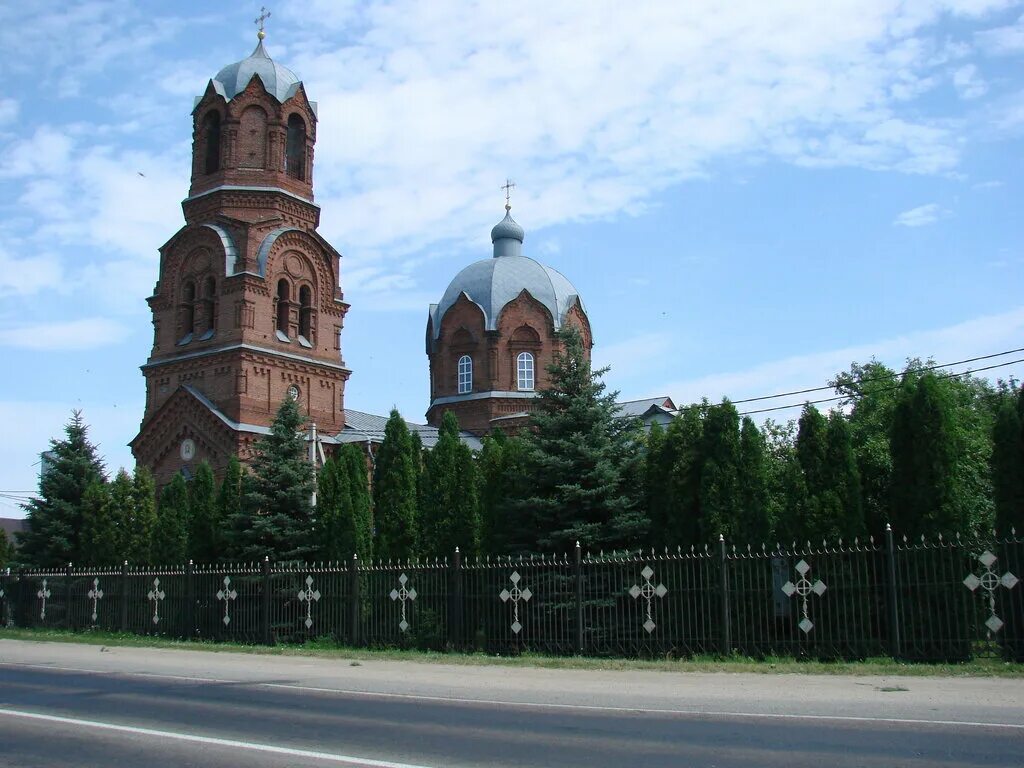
[373,410,419,560]
[218,456,244,561]
[421,411,480,558]
[19,411,106,567]
[517,327,646,553]
[341,443,373,561]
[152,473,189,563]
[187,461,220,563]
[735,417,771,543]
[128,466,158,564]
[992,386,1024,534]
[699,400,741,542]
[239,397,316,562]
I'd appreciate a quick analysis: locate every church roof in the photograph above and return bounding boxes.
[210,40,302,103]
[337,409,482,451]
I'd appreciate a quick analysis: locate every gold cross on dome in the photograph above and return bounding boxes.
[502,179,516,211]
[255,6,271,40]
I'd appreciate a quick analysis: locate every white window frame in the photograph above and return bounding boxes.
[458,355,473,394]
[517,351,535,391]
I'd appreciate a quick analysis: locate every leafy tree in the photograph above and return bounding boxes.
[127,466,158,564]
[735,417,772,543]
[341,443,373,561]
[890,373,961,538]
[237,397,316,562]
[19,411,106,568]
[517,327,647,553]
[217,456,244,561]
[187,461,220,563]
[373,410,419,560]
[152,473,189,563]
[699,400,741,542]
[992,385,1024,534]
[421,412,480,558]
[477,430,529,555]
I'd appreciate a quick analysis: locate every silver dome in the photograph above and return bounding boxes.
[211,40,302,103]
[430,255,584,340]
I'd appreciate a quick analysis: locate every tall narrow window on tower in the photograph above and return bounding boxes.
[298,284,313,344]
[458,355,473,394]
[202,111,221,174]
[276,279,291,340]
[286,114,306,180]
[201,276,217,339]
[517,351,535,391]
[179,280,196,344]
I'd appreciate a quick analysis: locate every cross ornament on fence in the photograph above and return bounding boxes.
[147,578,165,625]
[963,550,1018,634]
[216,576,238,626]
[37,579,51,621]
[629,565,668,634]
[389,573,417,632]
[298,575,321,629]
[499,571,532,635]
[87,578,104,623]
[781,559,826,634]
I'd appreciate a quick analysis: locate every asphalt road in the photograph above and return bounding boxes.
[0,641,1021,767]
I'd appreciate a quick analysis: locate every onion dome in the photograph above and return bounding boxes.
[209,40,302,103]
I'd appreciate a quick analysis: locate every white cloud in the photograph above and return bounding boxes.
[976,13,1024,53]
[0,318,129,350]
[972,179,1004,189]
[893,202,946,227]
[0,245,63,296]
[660,306,1024,414]
[953,64,988,99]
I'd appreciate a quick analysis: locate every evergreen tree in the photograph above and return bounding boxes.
[824,411,865,540]
[661,406,705,549]
[735,417,772,543]
[152,473,189,563]
[218,456,244,561]
[421,411,480,558]
[238,397,316,562]
[317,456,358,561]
[127,466,158,564]
[341,443,373,561]
[81,470,135,565]
[992,385,1024,534]
[19,411,106,568]
[517,327,647,553]
[373,410,419,560]
[890,373,961,537]
[0,527,11,570]
[187,461,220,563]
[477,430,529,555]
[699,400,741,542]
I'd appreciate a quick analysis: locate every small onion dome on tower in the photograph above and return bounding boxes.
[490,211,526,257]
[206,39,302,104]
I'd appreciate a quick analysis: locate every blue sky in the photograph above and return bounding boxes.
[1,0,1023,515]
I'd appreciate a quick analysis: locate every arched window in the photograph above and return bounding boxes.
[276,279,290,338]
[202,111,221,174]
[298,284,312,341]
[286,114,306,180]
[202,276,216,336]
[457,355,473,394]
[181,280,196,339]
[517,352,535,391]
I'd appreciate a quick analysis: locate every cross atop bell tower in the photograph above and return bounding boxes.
[255,6,271,39]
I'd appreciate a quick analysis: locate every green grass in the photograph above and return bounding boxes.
[2,626,1023,677]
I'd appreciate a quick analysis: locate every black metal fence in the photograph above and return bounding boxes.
[2,529,1022,661]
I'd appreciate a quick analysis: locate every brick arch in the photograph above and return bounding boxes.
[256,229,335,310]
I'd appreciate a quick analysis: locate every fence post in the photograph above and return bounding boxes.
[885,524,901,659]
[65,562,73,630]
[719,534,731,657]
[574,542,584,655]
[185,560,195,641]
[451,547,463,650]
[120,561,129,633]
[261,556,272,646]
[349,553,360,647]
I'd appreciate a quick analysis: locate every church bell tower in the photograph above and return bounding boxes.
[131,21,351,487]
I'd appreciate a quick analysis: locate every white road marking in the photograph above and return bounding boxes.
[0,708,436,768]
[3,661,1022,730]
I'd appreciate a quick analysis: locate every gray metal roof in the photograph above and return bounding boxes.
[614,397,677,419]
[211,40,302,103]
[338,409,482,451]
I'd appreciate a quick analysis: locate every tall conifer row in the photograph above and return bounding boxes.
[698,399,741,542]
[517,327,647,553]
[373,410,419,561]
[991,385,1024,534]
[477,430,529,555]
[188,461,220,563]
[152,473,189,563]
[824,411,865,540]
[735,417,772,543]
[19,411,106,568]
[80,481,116,566]
[421,411,480,558]
[0,528,12,570]
[341,443,373,561]
[237,397,316,562]
[128,466,158,564]
[217,456,244,561]
[318,456,360,562]
[662,406,705,548]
